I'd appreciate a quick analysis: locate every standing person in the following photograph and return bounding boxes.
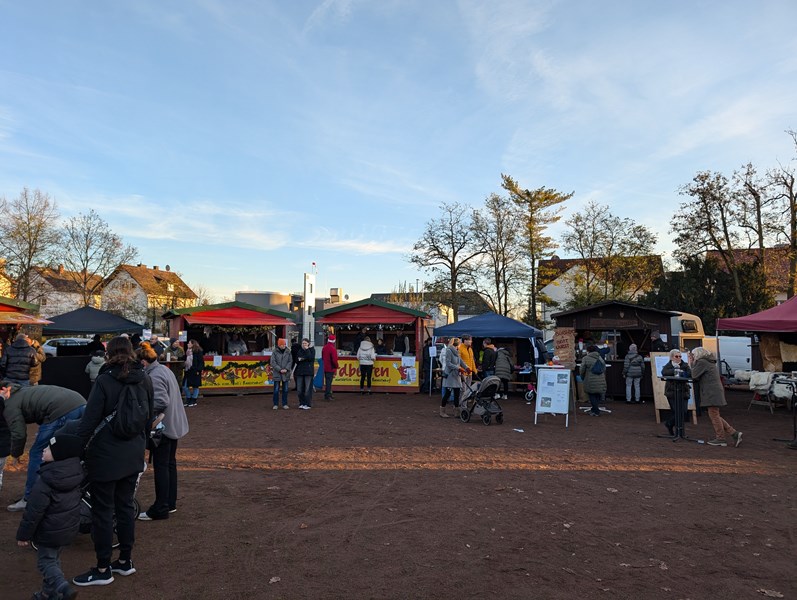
[295,338,316,410]
[460,335,476,386]
[184,340,204,407]
[494,346,513,399]
[357,335,376,395]
[85,350,107,386]
[419,338,434,392]
[136,342,189,520]
[623,344,645,404]
[661,349,691,436]
[16,432,84,600]
[2,384,86,512]
[580,345,607,417]
[290,337,301,391]
[690,347,743,447]
[439,338,465,418]
[374,338,389,356]
[354,327,368,354]
[166,338,185,362]
[226,333,248,356]
[86,334,104,355]
[270,338,292,410]
[149,335,167,358]
[480,339,497,378]
[1,332,39,386]
[72,335,153,587]
[394,332,410,355]
[28,338,47,386]
[321,335,339,401]
[650,331,668,352]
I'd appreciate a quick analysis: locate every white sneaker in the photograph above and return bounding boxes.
[7,498,26,512]
[501,395,508,400]
[283,405,289,410]
[137,512,153,521]
[272,405,278,410]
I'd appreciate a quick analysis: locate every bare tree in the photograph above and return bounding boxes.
[191,283,215,307]
[471,193,526,316]
[501,174,570,326]
[409,202,481,321]
[0,188,62,301]
[61,209,138,306]
[768,130,797,298]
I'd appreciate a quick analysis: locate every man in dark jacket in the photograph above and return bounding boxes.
[481,339,497,378]
[1,332,39,386]
[1,384,86,511]
[16,431,84,600]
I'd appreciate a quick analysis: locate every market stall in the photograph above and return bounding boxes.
[162,301,296,394]
[313,299,431,393]
[551,301,678,401]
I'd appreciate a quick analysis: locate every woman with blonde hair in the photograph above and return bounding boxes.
[440,338,465,418]
[690,347,742,447]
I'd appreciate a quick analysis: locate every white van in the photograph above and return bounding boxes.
[703,336,752,373]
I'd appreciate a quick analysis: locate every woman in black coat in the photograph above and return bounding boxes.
[184,340,204,407]
[73,336,153,587]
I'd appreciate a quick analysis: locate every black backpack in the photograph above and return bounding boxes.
[590,359,605,375]
[109,384,150,440]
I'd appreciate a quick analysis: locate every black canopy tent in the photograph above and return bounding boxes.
[42,306,145,335]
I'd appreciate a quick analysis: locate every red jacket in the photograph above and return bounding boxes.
[321,342,339,373]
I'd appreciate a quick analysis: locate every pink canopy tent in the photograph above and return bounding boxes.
[716,295,797,332]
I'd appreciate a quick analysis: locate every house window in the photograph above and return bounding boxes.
[167,283,174,292]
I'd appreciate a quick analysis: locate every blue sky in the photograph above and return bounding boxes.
[1,1,796,303]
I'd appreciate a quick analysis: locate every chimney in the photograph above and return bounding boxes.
[137,263,146,268]
[153,266,159,270]
[58,264,64,275]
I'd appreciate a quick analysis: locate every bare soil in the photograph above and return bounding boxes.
[2,389,795,600]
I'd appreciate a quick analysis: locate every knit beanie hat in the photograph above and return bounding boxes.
[49,433,85,461]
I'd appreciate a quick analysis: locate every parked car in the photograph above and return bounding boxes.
[41,337,92,356]
[545,338,555,356]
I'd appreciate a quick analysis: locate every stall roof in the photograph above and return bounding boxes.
[43,306,142,335]
[716,295,797,333]
[0,312,52,325]
[552,301,678,319]
[434,312,543,339]
[164,301,296,326]
[0,295,40,312]
[314,298,429,324]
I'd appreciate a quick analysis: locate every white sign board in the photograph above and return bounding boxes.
[535,367,572,427]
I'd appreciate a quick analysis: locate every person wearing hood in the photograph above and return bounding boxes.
[16,431,84,600]
[622,344,645,404]
[72,335,154,587]
[321,335,339,401]
[86,350,107,385]
[690,347,742,447]
[136,342,189,520]
[270,338,293,409]
[494,346,513,400]
[0,332,39,386]
[294,338,316,409]
[1,383,86,512]
[356,336,377,395]
[580,345,607,417]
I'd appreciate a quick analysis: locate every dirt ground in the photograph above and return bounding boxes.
[2,388,795,600]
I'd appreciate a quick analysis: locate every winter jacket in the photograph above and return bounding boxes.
[0,398,9,458]
[394,334,410,355]
[481,347,497,372]
[0,337,38,382]
[690,355,726,407]
[3,385,87,459]
[270,346,293,382]
[661,360,691,402]
[357,341,376,366]
[28,342,47,385]
[494,348,513,381]
[168,344,185,361]
[442,346,464,389]
[460,344,476,373]
[85,355,106,382]
[144,360,188,441]
[622,352,645,379]
[580,351,607,395]
[294,346,316,377]
[16,457,83,547]
[322,342,339,374]
[185,351,205,388]
[75,361,153,483]
[439,345,450,373]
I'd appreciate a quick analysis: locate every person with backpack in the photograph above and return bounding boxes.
[72,336,154,587]
[580,345,606,417]
[622,344,645,404]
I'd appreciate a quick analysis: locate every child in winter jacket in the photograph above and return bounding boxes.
[16,431,84,600]
[85,350,106,384]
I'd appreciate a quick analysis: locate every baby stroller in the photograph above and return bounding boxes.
[458,375,504,425]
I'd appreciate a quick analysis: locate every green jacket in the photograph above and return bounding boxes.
[3,385,86,458]
[580,352,607,394]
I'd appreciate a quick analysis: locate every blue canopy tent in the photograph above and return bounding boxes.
[433,312,547,364]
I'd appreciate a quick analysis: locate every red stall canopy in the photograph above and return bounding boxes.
[163,301,295,326]
[716,296,797,333]
[314,298,428,324]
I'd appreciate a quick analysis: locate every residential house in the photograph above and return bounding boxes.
[28,265,102,318]
[0,259,13,298]
[706,246,791,304]
[538,255,664,331]
[101,264,197,332]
